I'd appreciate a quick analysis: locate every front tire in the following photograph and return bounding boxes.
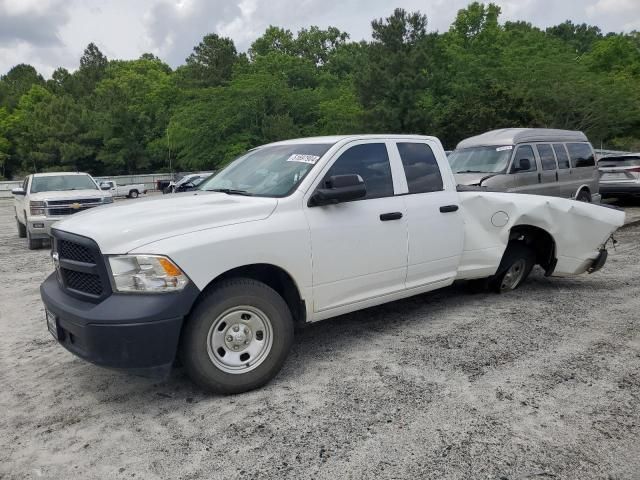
[180,278,294,394]
[576,190,591,202]
[26,227,41,250]
[17,217,27,238]
[489,242,535,293]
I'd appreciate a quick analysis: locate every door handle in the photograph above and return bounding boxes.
[439,205,459,213]
[379,212,403,221]
[555,171,558,182]
[537,173,541,183]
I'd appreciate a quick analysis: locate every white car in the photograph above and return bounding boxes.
[12,172,113,249]
[40,135,624,393]
[98,180,147,198]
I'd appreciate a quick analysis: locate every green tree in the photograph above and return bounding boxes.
[179,34,239,88]
[546,21,602,55]
[91,58,177,174]
[0,64,45,110]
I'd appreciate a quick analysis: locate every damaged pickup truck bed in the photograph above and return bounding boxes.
[40,135,625,394]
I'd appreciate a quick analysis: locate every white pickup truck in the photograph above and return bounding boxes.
[12,172,113,249]
[40,135,624,394]
[98,180,147,198]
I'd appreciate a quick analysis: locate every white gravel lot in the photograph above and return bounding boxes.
[1,198,639,480]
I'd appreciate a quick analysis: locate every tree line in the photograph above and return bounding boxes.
[0,2,638,180]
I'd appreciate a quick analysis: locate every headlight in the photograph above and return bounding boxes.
[30,201,45,216]
[108,255,189,293]
[103,196,114,204]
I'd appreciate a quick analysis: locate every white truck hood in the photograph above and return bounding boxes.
[29,189,107,202]
[53,192,278,254]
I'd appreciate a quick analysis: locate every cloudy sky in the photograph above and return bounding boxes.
[1,0,638,78]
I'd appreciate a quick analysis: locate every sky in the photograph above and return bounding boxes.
[1,0,639,78]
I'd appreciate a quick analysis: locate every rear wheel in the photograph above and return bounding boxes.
[180,278,294,394]
[576,190,591,202]
[16,217,26,238]
[489,242,535,293]
[129,190,139,199]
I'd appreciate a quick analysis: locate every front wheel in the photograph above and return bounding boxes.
[489,242,535,293]
[26,227,41,250]
[17,217,27,238]
[180,278,294,394]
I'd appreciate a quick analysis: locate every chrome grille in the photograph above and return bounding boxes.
[47,198,101,206]
[45,198,102,217]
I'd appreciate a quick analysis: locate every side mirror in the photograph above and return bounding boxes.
[513,158,531,172]
[11,187,26,196]
[309,174,366,206]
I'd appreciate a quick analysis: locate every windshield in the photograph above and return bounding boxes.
[30,175,98,193]
[449,146,513,174]
[199,143,333,197]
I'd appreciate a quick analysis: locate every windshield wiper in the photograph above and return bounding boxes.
[206,188,253,196]
[454,170,489,174]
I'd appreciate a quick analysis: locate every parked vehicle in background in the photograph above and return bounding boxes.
[450,128,601,202]
[173,173,213,193]
[40,135,623,394]
[598,153,640,200]
[163,173,213,194]
[12,172,113,249]
[99,180,147,198]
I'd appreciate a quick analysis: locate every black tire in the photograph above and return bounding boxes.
[489,242,535,293]
[180,278,294,394]
[17,217,27,238]
[26,227,41,250]
[129,190,139,199]
[576,190,591,202]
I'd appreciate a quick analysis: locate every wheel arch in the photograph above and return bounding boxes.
[508,224,557,276]
[195,263,306,325]
[574,184,591,200]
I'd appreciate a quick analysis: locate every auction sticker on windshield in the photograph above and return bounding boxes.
[496,146,513,151]
[286,154,320,164]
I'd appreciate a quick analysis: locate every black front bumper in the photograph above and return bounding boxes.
[40,273,200,377]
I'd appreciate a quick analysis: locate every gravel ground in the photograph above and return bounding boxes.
[1,199,639,480]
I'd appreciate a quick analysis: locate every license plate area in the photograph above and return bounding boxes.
[45,309,59,339]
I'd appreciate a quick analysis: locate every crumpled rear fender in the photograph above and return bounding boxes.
[456,192,625,279]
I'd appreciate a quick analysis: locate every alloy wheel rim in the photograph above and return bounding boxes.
[501,259,526,290]
[206,306,273,374]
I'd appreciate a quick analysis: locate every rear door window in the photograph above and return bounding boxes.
[536,144,557,171]
[510,145,537,173]
[553,144,571,169]
[566,143,595,168]
[397,142,443,194]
